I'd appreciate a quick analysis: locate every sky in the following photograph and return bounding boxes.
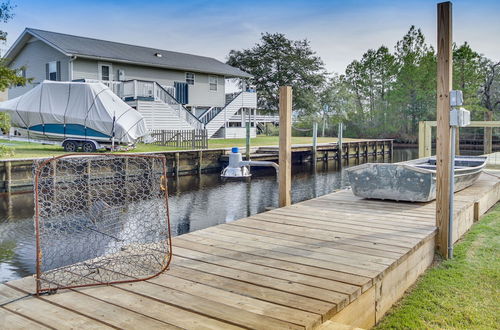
[1,0,499,75]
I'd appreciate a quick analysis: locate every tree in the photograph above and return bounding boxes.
[390,26,436,136]
[227,33,326,114]
[480,60,500,153]
[0,0,25,89]
[344,46,396,136]
[0,1,29,134]
[453,42,486,115]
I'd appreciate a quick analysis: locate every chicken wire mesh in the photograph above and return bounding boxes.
[33,154,171,294]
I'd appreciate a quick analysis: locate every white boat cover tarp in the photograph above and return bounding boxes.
[0,81,147,143]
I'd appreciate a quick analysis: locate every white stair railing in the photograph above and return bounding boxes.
[122,80,204,130]
[204,91,257,138]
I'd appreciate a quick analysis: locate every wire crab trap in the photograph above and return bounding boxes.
[33,154,172,295]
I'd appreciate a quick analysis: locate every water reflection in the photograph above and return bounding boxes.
[0,148,416,282]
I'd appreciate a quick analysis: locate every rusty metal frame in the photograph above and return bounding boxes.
[33,153,173,295]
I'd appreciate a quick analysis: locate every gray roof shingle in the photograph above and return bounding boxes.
[24,28,251,78]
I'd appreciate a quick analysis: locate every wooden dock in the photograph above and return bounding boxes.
[1,173,499,329]
[220,140,393,164]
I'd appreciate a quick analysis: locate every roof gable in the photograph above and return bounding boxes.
[5,28,252,78]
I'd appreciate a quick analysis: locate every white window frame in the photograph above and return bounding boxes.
[209,75,218,91]
[48,61,58,81]
[186,72,195,85]
[98,62,113,81]
[16,68,26,87]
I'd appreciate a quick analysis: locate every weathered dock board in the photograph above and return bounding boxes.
[1,173,499,329]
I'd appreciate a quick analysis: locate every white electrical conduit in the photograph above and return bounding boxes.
[239,161,279,180]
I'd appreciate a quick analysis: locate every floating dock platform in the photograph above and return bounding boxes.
[1,172,499,329]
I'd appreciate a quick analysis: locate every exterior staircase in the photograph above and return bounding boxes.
[120,80,205,131]
[201,91,257,138]
[135,100,194,131]
[102,79,257,138]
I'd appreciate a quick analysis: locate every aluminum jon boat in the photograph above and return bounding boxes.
[346,156,487,202]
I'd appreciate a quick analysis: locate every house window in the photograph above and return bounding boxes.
[209,75,217,91]
[186,72,195,85]
[101,65,110,81]
[16,68,26,86]
[48,61,58,81]
[98,63,113,81]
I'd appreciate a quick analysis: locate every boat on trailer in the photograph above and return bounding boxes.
[0,81,147,152]
[346,156,487,202]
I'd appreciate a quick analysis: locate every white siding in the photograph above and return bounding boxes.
[205,92,257,138]
[135,100,193,131]
[72,59,226,108]
[8,39,69,99]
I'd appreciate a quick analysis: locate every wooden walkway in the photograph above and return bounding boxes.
[1,173,499,329]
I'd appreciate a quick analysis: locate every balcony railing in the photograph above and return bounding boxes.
[79,79,203,130]
[122,80,203,130]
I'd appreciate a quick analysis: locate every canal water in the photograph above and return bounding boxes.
[0,147,418,283]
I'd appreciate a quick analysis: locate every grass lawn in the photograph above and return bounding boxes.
[0,136,349,159]
[375,203,500,329]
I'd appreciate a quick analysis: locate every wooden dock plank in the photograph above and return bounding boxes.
[150,274,322,329]
[219,224,404,260]
[0,306,51,329]
[189,228,391,275]
[1,173,498,329]
[284,204,437,228]
[165,265,337,319]
[171,243,361,299]
[270,208,436,234]
[171,235,370,292]
[171,253,349,307]
[179,231,378,281]
[202,225,396,266]
[77,285,254,330]
[0,285,112,329]
[6,278,182,329]
[253,213,429,241]
[230,219,413,253]
[189,228,390,272]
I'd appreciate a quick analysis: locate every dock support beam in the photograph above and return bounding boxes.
[198,151,203,175]
[246,122,251,160]
[279,86,292,207]
[5,161,11,193]
[312,122,318,166]
[338,122,343,167]
[436,1,453,259]
[175,152,180,177]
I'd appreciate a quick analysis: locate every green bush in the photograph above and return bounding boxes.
[260,123,280,136]
[0,144,14,158]
[0,112,10,134]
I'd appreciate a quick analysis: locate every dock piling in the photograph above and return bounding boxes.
[279,86,292,207]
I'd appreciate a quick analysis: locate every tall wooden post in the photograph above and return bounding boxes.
[279,86,292,207]
[484,111,493,154]
[246,122,251,160]
[312,122,318,166]
[338,122,343,167]
[436,1,453,259]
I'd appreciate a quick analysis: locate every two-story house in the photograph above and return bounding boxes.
[4,28,278,138]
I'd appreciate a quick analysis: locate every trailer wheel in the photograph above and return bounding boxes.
[82,141,97,153]
[62,140,78,152]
